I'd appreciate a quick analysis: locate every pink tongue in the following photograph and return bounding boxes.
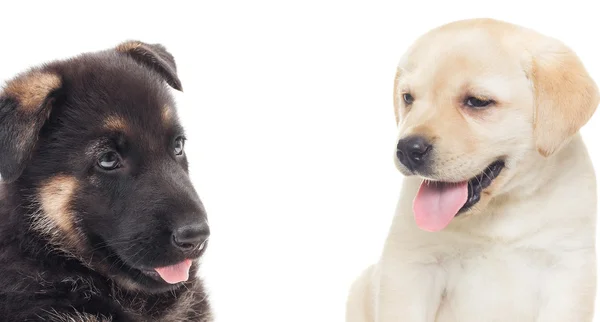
[413,181,468,232]
[154,259,193,284]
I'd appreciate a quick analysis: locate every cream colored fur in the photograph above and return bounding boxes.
[347,18,599,322]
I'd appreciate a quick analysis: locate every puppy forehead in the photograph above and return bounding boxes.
[68,71,179,133]
[398,30,526,95]
[64,53,176,112]
[101,106,178,132]
[95,115,182,152]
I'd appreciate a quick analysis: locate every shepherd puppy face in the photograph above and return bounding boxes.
[393,19,599,231]
[0,41,209,292]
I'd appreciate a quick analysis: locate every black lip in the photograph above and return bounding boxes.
[137,267,163,281]
[457,160,505,214]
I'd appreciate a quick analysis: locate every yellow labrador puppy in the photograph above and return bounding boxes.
[347,18,599,322]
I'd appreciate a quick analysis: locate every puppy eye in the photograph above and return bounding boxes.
[174,137,185,156]
[403,93,414,105]
[465,97,494,109]
[98,152,121,171]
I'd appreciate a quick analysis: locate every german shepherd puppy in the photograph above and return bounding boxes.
[0,41,211,321]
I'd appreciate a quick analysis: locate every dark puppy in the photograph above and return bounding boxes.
[0,41,211,321]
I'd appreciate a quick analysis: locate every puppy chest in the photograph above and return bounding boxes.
[434,250,559,322]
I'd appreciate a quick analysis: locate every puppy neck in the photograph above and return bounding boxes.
[499,133,595,200]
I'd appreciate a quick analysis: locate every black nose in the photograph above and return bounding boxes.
[172,223,210,252]
[396,135,432,171]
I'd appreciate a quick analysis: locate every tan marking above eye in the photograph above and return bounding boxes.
[162,105,173,124]
[36,175,78,234]
[3,71,61,112]
[104,115,128,132]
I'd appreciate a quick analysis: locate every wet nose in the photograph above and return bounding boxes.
[396,135,432,171]
[172,222,210,252]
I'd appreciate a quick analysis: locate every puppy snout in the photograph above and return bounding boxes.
[396,135,432,171]
[172,222,210,252]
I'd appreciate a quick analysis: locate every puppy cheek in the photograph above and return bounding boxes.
[33,175,85,251]
[37,175,78,234]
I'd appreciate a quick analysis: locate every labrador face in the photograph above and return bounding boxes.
[393,19,598,231]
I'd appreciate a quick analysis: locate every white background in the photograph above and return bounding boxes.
[1,1,599,321]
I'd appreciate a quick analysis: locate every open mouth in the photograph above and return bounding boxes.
[97,238,208,288]
[413,160,505,232]
[138,259,194,285]
[461,160,505,213]
[136,241,207,284]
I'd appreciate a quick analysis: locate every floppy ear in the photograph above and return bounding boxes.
[529,40,599,157]
[115,40,183,91]
[0,70,62,182]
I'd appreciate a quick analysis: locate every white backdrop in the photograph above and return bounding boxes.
[1,1,599,321]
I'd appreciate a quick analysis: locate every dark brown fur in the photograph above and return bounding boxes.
[0,41,212,321]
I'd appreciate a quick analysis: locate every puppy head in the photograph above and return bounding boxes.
[0,41,209,292]
[393,19,598,231]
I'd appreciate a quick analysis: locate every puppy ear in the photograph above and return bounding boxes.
[0,70,62,182]
[115,40,183,91]
[529,40,599,157]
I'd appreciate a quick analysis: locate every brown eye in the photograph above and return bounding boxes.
[98,152,121,170]
[174,137,185,156]
[465,97,494,109]
[403,93,414,105]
